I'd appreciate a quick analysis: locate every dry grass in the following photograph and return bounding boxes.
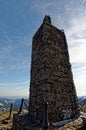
[79,105,86,113]
[0,106,85,130]
[56,118,83,130]
[0,111,17,130]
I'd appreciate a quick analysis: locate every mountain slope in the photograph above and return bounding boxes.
[78,96,86,105]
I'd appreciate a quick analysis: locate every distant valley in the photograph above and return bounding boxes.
[0,97,28,115]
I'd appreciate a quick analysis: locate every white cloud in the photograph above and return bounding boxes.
[32,0,86,96]
[64,5,86,96]
[82,0,86,5]
[32,0,56,13]
[74,69,86,96]
[69,44,86,64]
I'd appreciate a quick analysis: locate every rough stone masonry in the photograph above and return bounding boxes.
[29,15,78,123]
[13,15,79,130]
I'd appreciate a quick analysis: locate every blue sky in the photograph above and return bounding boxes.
[0,0,86,97]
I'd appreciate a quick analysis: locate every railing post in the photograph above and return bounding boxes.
[18,98,24,114]
[82,118,86,129]
[43,102,49,130]
[8,103,13,119]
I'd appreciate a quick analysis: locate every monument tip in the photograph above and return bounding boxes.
[43,15,51,24]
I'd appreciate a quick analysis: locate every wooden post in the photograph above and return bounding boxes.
[18,98,24,114]
[82,118,86,129]
[8,103,13,119]
[43,102,49,130]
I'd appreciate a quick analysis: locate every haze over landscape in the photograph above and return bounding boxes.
[0,0,86,97]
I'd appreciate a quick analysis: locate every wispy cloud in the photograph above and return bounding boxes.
[82,0,86,5]
[32,0,56,12]
[31,0,86,96]
[0,81,29,86]
[64,2,86,96]
[65,8,86,65]
[0,0,86,96]
[0,27,31,72]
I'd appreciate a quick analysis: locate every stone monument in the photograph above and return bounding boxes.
[13,15,78,130]
[29,15,78,123]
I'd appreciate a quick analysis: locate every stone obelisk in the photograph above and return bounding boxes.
[29,15,78,123]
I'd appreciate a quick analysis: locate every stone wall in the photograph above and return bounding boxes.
[13,113,81,130]
[29,15,78,123]
[13,113,39,130]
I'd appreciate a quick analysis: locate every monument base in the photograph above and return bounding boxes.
[12,113,56,130]
[12,112,80,130]
[13,113,44,130]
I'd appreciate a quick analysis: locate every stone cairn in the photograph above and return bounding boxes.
[13,15,79,130]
